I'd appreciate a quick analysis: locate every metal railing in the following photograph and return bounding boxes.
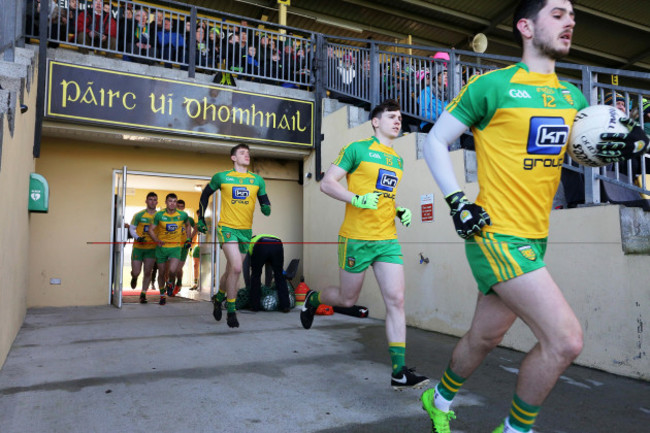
[24,0,314,86]
[20,0,650,205]
[1,0,25,61]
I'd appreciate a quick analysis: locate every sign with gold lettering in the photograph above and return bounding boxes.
[46,61,313,147]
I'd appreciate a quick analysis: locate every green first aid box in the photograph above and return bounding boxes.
[28,173,49,213]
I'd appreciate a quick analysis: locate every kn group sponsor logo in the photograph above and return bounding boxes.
[232,187,250,199]
[524,117,568,170]
[527,117,568,155]
[376,168,398,192]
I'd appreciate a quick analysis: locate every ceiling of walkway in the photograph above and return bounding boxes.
[176,0,650,73]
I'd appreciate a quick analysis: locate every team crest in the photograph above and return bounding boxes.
[347,257,356,268]
[249,179,254,184]
[226,232,231,239]
[561,90,574,106]
[518,245,536,261]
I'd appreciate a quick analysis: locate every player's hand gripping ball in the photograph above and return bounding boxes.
[567,105,649,167]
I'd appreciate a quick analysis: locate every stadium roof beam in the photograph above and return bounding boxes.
[573,4,650,33]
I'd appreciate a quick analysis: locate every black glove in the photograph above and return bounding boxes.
[183,238,192,249]
[445,191,491,239]
[596,117,650,164]
[136,237,146,243]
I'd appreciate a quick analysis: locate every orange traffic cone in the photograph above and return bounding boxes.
[295,277,309,306]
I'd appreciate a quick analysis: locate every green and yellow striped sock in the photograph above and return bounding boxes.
[388,343,406,374]
[507,394,539,432]
[215,289,226,303]
[226,298,236,313]
[436,365,466,401]
[308,291,322,308]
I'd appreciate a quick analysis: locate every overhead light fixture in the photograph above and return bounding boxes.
[316,17,363,33]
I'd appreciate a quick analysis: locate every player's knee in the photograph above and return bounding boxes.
[468,329,506,352]
[554,327,584,363]
[384,292,404,311]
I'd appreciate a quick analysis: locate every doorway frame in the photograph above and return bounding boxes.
[108,169,217,306]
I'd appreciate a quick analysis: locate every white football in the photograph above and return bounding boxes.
[567,104,628,167]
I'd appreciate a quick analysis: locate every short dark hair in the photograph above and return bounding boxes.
[513,0,547,46]
[166,193,177,201]
[177,199,185,206]
[512,0,572,46]
[230,143,250,156]
[146,192,157,199]
[370,99,401,123]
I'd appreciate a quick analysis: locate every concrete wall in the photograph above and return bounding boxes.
[0,49,37,368]
[28,138,303,307]
[303,105,650,380]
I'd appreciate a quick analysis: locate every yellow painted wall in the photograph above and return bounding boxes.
[0,59,38,368]
[303,106,650,380]
[28,137,303,307]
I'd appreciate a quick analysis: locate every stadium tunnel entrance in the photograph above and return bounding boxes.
[110,170,217,308]
[109,162,306,309]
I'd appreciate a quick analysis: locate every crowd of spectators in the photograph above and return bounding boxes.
[25,0,479,132]
[25,0,313,88]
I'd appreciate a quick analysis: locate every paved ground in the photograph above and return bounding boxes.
[0,301,648,433]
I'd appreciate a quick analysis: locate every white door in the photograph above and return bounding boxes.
[199,191,219,301]
[110,166,127,308]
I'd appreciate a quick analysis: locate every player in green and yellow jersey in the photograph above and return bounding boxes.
[174,199,197,296]
[149,193,191,305]
[299,99,429,391]
[420,1,649,433]
[196,143,271,328]
[128,191,158,304]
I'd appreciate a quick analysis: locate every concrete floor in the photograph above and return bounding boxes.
[0,301,648,433]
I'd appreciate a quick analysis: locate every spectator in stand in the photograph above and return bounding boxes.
[222,30,243,73]
[207,26,221,67]
[76,0,117,53]
[256,32,273,78]
[125,8,155,64]
[280,42,299,88]
[26,0,62,45]
[158,17,185,68]
[116,3,133,52]
[189,26,211,70]
[242,45,260,79]
[61,0,79,43]
[604,91,627,114]
[295,44,310,85]
[331,53,357,104]
[153,11,164,35]
[262,48,283,84]
[418,65,448,133]
[238,27,249,51]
